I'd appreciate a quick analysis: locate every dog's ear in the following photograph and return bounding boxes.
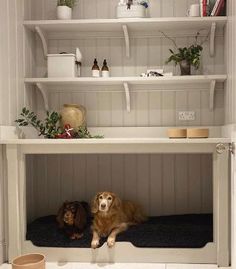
[56,202,66,228]
[112,194,121,210]
[75,203,87,230]
[91,193,100,214]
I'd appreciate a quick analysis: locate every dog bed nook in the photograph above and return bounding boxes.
[4,139,230,266]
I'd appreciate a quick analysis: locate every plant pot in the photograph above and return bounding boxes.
[57,6,72,20]
[60,104,86,130]
[179,60,191,75]
[116,5,146,18]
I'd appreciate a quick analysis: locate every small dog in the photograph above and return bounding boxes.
[91,191,146,248]
[57,201,89,239]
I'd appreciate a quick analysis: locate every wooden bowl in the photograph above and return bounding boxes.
[187,128,209,138]
[12,254,45,269]
[168,128,187,138]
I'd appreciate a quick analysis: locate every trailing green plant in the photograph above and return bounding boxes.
[57,0,77,9]
[161,31,208,70]
[15,107,104,139]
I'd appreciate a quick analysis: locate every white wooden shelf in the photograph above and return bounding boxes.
[24,17,227,33]
[25,75,227,112]
[25,75,226,85]
[24,17,227,58]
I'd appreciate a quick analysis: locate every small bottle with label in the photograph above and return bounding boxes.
[92,58,100,77]
[101,59,110,77]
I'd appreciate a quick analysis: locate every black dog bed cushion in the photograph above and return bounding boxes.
[26,214,213,248]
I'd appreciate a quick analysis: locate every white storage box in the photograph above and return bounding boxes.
[116,5,146,18]
[47,54,76,77]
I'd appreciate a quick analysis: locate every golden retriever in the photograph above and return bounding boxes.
[91,191,146,248]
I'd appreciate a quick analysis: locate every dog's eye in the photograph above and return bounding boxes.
[99,196,103,199]
[108,197,112,201]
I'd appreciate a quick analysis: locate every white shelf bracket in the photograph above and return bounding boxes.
[209,80,216,111]
[35,26,48,60]
[122,24,130,58]
[36,83,49,111]
[210,22,216,57]
[124,82,131,112]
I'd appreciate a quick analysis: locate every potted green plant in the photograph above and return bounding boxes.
[57,0,77,20]
[162,31,207,75]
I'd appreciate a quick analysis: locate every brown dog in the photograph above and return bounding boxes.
[91,192,146,248]
[57,201,89,239]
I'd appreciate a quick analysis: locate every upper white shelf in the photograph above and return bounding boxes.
[25,75,227,86]
[24,17,227,34]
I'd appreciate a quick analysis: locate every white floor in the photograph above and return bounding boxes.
[0,263,231,269]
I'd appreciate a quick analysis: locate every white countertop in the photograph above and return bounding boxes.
[0,137,231,145]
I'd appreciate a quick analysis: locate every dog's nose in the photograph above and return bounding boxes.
[101,203,106,209]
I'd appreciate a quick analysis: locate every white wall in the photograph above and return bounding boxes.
[0,146,5,264]
[30,0,226,127]
[26,153,213,222]
[226,1,236,268]
[225,0,236,125]
[0,0,34,264]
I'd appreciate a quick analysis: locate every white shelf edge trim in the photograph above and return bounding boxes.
[24,75,227,84]
[36,83,49,111]
[210,22,216,57]
[123,82,131,112]
[122,24,130,58]
[210,79,216,111]
[35,26,48,60]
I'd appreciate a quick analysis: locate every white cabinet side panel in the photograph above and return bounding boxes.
[0,146,6,264]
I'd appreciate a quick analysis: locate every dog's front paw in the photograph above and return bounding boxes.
[91,239,99,249]
[107,237,116,248]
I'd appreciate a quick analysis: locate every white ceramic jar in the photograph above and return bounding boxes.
[57,6,72,20]
[47,54,76,77]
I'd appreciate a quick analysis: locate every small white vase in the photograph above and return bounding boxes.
[57,6,72,20]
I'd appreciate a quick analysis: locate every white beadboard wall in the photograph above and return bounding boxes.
[225,0,236,125]
[0,146,5,264]
[32,0,226,127]
[0,0,33,264]
[0,0,35,127]
[26,154,213,222]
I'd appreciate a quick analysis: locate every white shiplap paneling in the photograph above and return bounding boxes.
[0,0,33,264]
[0,146,6,264]
[225,0,236,124]
[35,39,225,128]
[26,154,213,222]
[0,0,33,127]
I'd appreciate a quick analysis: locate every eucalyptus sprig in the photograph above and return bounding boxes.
[57,0,77,9]
[15,108,62,139]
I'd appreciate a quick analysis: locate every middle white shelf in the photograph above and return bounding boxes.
[24,74,227,112]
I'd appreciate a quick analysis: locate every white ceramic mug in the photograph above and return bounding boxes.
[187,4,200,17]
